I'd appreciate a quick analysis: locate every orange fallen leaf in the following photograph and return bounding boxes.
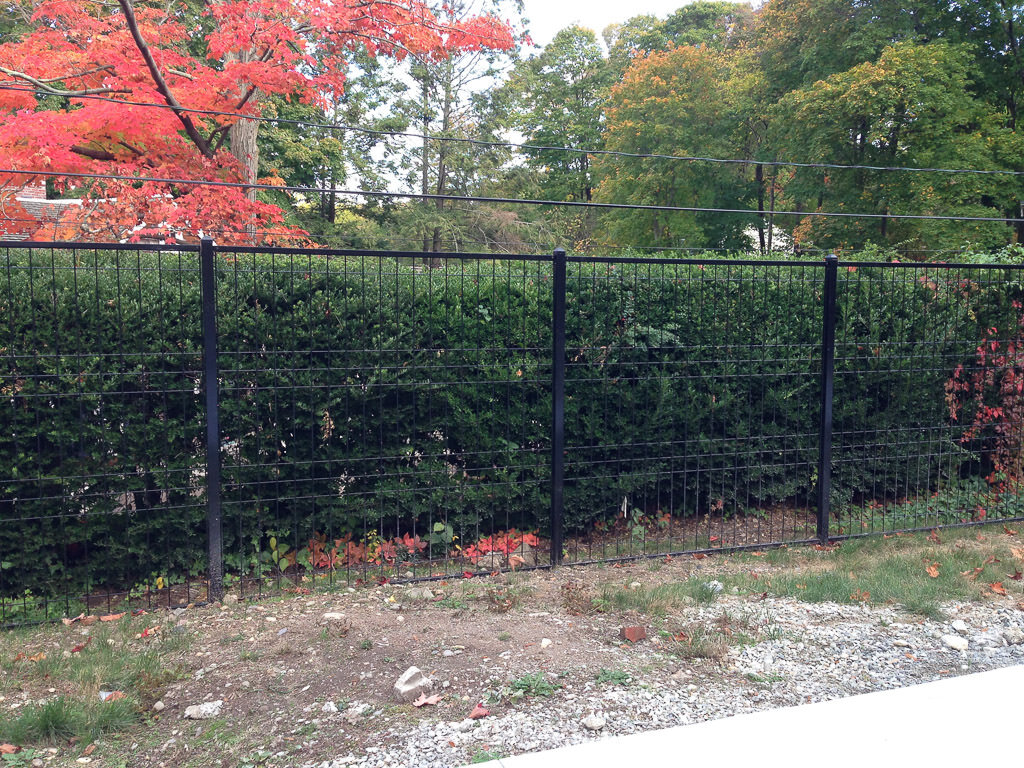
[0,744,19,754]
[990,582,1008,596]
[925,562,940,579]
[750,551,765,557]
[468,703,489,719]
[508,555,525,570]
[82,744,96,756]
[27,652,45,662]
[691,553,708,560]
[79,616,97,626]
[102,691,126,701]
[1004,526,1018,536]
[99,613,125,622]
[961,567,983,581]
[984,555,1001,565]
[927,530,941,544]
[412,693,443,707]
[62,613,85,626]
[12,652,25,662]
[850,589,870,602]
[976,534,987,542]
[1012,547,1024,561]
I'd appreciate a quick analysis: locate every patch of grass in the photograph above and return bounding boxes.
[497,631,512,642]
[0,696,139,745]
[668,623,730,662]
[435,596,470,611]
[470,749,503,764]
[358,639,373,650]
[239,649,261,661]
[595,668,632,686]
[599,578,720,617]
[508,672,557,697]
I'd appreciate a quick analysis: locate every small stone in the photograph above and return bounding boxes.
[322,612,345,621]
[393,666,433,703]
[453,719,475,733]
[277,628,289,637]
[153,701,165,712]
[222,594,239,606]
[405,587,435,601]
[619,626,647,643]
[1003,627,1024,646]
[31,760,44,768]
[942,634,969,652]
[321,701,338,714]
[704,580,724,594]
[540,638,553,649]
[893,639,911,648]
[951,619,969,635]
[183,700,223,719]
[582,714,606,731]
[629,581,642,590]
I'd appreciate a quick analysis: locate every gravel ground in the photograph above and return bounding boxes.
[304,596,1024,768]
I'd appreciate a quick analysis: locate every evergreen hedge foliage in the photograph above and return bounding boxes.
[1,248,1017,599]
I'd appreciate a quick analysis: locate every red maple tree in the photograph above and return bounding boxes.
[0,0,514,244]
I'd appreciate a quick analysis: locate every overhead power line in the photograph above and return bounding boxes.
[2,84,1024,178]
[4,167,1023,223]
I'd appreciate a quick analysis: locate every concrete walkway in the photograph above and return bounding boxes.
[470,664,1023,767]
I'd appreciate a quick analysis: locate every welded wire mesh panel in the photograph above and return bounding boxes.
[831,261,1024,535]
[0,244,205,623]
[214,249,551,595]
[560,257,824,562]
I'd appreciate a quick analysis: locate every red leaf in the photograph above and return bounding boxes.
[462,571,474,579]
[71,637,92,653]
[990,582,1009,596]
[468,703,489,720]
[927,530,941,544]
[1008,570,1023,581]
[1005,526,1019,536]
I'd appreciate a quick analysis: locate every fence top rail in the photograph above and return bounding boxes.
[5,240,200,253]
[5,241,1024,272]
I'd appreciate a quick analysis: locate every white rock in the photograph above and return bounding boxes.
[540,638,553,649]
[394,666,433,702]
[1004,627,1024,646]
[405,587,435,601]
[453,719,476,733]
[321,701,338,714]
[183,700,223,719]
[629,582,642,590]
[951,619,969,635]
[582,714,606,731]
[942,634,969,652]
[152,701,165,712]
[705,580,724,594]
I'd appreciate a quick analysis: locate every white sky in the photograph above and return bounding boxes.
[519,0,698,49]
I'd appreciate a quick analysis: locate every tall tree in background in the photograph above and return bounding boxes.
[772,42,1023,253]
[0,0,513,243]
[596,45,753,250]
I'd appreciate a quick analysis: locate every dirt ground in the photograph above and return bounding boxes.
[3,535,1020,768]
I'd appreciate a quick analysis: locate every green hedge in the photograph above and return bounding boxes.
[0,248,1017,599]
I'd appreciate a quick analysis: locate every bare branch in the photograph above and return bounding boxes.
[0,66,130,97]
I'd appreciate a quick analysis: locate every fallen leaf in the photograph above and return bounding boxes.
[1004,526,1018,536]
[1011,547,1024,561]
[508,555,525,570]
[750,551,765,557]
[71,637,92,653]
[412,693,442,707]
[691,553,708,560]
[12,652,25,662]
[102,691,126,702]
[139,626,160,638]
[82,744,95,756]
[462,571,474,579]
[62,613,85,626]
[79,616,97,626]
[990,582,1008,596]
[0,744,19,754]
[672,632,689,642]
[1009,569,1023,581]
[99,612,125,622]
[850,589,870,602]
[962,567,984,581]
[925,562,940,579]
[927,530,941,544]
[27,652,45,662]
[976,534,987,542]
[984,555,1001,565]
[468,703,489,720]
[709,536,720,543]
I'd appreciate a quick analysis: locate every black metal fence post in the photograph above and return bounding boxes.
[550,247,567,565]
[816,253,839,544]
[200,237,224,601]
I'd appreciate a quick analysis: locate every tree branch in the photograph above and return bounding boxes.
[116,0,214,158]
[0,66,129,97]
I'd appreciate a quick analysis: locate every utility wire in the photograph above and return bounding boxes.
[3,167,1022,223]
[3,83,1024,178]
